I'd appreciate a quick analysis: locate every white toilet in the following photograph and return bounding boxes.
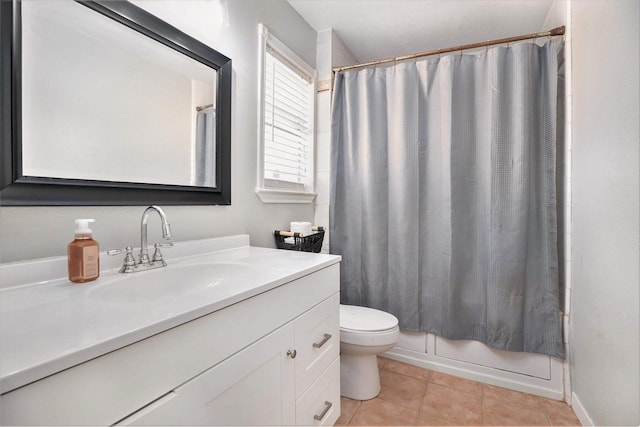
[339,304,400,400]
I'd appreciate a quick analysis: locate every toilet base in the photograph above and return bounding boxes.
[340,353,381,400]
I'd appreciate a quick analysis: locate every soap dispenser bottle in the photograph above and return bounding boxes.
[68,219,100,283]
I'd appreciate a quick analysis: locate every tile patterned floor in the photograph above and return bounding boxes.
[336,357,581,426]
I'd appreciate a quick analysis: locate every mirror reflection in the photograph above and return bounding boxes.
[21,0,218,188]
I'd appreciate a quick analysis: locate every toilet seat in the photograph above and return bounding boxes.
[340,304,399,332]
[339,305,399,346]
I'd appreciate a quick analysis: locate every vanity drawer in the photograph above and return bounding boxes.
[295,357,340,426]
[294,293,340,397]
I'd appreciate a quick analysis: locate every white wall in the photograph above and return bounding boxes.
[570,1,640,425]
[542,0,567,29]
[0,0,317,263]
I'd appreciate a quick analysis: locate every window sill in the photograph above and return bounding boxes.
[255,188,316,204]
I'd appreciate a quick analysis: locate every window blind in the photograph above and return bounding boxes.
[263,46,314,192]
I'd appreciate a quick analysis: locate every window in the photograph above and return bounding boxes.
[256,24,316,203]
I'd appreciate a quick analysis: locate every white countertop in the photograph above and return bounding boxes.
[0,235,340,394]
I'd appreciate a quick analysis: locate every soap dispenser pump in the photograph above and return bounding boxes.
[68,219,100,283]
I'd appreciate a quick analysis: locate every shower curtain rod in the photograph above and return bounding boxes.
[196,104,214,112]
[333,25,565,73]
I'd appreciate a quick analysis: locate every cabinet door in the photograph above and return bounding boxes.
[120,323,296,426]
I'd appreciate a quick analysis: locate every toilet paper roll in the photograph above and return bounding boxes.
[290,221,312,236]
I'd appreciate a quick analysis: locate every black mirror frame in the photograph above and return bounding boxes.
[0,0,232,206]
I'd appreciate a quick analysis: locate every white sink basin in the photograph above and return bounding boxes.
[90,262,259,304]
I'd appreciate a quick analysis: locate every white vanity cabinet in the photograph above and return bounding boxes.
[122,294,340,426]
[121,323,298,426]
[1,263,340,426]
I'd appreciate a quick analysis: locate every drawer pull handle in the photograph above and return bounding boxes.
[287,349,297,359]
[313,333,332,348]
[313,401,333,421]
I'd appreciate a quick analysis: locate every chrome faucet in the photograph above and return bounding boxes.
[139,205,173,266]
[107,205,173,273]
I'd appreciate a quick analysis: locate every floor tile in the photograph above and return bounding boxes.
[430,371,482,396]
[482,383,547,412]
[348,397,419,426]
[342,358,580,426]
[544,400,581,427]
[418,382,482,426]
[378,369,429,410]
[542,397,581,425]
[415,410,448,426]
[382,358,432,382]
[335,397,360,426]
[377,356,388,369]
[483,397,551,426]
[548,414,582,426]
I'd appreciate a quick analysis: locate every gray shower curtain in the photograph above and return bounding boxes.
[330,40,564,358]
[195,108,216,187]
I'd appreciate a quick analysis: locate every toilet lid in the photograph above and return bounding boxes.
[340,304,399,332]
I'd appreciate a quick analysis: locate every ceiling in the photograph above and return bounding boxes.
[286,0,555,64]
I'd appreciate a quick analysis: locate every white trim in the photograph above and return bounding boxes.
[384,330,565,401]
[255,188,316,204]
[257,24,268,195]
[571,392,595,426]
[563,0,573,404]
[265,32,315,80]
[386,347,564,400]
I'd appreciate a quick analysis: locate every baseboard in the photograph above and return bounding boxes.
[571,392,595,426]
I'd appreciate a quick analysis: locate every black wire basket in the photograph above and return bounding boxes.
[273,227,325,253]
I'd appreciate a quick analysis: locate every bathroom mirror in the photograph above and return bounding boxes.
[0,0,232,205]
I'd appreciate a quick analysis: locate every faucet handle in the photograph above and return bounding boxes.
[107,246,131,256]
[107,246,133,258]
[154,242,174,248]
[107,246,136,273]
[152,242,173,264]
